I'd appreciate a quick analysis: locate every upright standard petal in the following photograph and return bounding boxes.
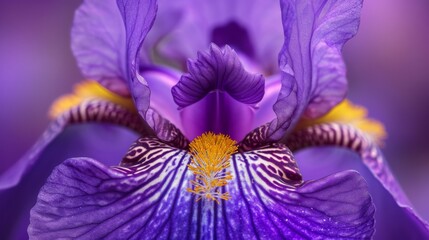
[72,0,129,96]
[29,137,375,239]
[268,0,362,140]
[116,0,157,118]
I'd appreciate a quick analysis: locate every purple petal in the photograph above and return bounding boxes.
[172,44,265,108]
[285,123,429,236]
[179,91,255,141]
[297,147,429,238]
[29,138,374,238]
[144,108,189,147]
[116,0,157,118]
[0,124,138,239]
[253,74,282,129]
[142,66,183,130]
[72,0,158,113]
[144,0,283,74]
[0,99,150,190]
[269,0,363,140]
[71,0,129,96]
[170,44,265,140]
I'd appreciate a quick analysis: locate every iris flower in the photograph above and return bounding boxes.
[1,0,428,239]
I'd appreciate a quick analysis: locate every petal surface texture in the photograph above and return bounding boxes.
[29,138,375,239]
[269,0,363,140]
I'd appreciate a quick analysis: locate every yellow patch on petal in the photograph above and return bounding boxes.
[296,100,386,145]
[49,81,135,118]
[187,132,238,203]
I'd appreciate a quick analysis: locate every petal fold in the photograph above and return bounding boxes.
[116,0,158,116]
[269,0,363,139]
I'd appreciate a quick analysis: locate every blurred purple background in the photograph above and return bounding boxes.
[0,0,428,221]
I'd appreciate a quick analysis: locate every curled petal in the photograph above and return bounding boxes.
[116,0,158,116]
[73,0,160,126]
[172,44,265,108]
[269,0,363,140]
[29,138,374,238]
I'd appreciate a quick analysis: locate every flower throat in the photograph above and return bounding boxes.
[187,132,237,203]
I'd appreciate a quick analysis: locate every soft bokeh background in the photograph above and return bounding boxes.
[1,0,428,222]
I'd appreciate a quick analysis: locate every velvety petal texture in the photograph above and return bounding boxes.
[268,0,362,140]
[29,138,375,238]
[72,0,129,96]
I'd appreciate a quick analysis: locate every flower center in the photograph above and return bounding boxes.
[187,132,238,203]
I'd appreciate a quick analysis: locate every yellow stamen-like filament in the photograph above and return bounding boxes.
[296,100,386,146]
[49,81,135,118]
[187,132,238,204]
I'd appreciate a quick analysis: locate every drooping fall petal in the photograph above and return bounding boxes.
[29,138,374,238]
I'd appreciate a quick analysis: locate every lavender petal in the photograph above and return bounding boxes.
[71,0,129,96]
[142,66,183,130]
[269,0,363,140]
[116,0,157,120]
